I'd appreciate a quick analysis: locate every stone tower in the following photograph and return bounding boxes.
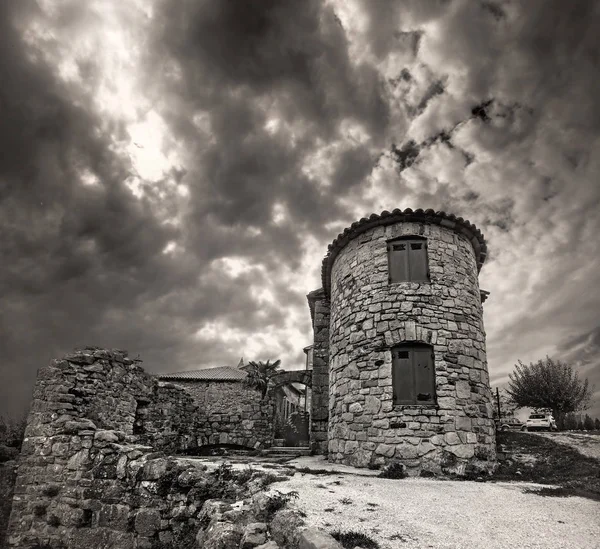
[308,208,496,475]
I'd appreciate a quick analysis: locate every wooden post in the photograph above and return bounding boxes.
[496,387,502,420]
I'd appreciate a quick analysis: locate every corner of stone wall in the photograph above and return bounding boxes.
[5,348,210,548]
[309,291,330,455]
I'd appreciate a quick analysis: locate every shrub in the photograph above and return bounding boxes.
[0,415,26,450]
[233,466,254,484]
[330,530,380,549]
[265,490,299,516]
[215,461,234,481]
[377,461,406,479]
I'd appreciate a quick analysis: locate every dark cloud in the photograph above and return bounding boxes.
[1,0,599,423]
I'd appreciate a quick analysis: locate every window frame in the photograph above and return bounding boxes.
[391,343,437,406]
[386,235,430,284]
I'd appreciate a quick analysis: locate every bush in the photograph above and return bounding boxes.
[265,490,299,516]
[330,530,380,549]
[283,412,310,447]
[377,461,406,479]
[0,415,26,450]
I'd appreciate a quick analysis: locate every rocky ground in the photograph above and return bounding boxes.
[182,432,600,549]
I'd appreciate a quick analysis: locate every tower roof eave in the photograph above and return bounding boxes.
[320,208,487,297]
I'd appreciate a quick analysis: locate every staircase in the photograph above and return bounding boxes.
[264,446,311,458]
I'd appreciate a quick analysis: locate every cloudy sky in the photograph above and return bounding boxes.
[1,0,599,420]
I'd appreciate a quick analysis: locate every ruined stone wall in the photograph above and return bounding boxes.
[5,349,276,548]
[327,222,496,474]
[169,380,274,449]
[133,382,200,453]
[5,349,159,548]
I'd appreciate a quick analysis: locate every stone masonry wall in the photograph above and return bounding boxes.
[5,348,276,548]
[327,221,496,474]
[169,380,274,449]
[310,291,331,454]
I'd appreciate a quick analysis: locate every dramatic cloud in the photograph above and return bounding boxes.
[1,0,598,419]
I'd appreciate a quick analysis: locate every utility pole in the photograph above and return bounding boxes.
[496,387,502,420]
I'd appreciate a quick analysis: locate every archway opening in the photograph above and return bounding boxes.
[267,370,312,448]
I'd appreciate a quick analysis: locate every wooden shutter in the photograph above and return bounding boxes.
[388,242,408,283]
[414,347,435,403]
[408,241,429,282]
[392,349,414,404]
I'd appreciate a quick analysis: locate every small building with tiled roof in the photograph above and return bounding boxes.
[158,365,248,382]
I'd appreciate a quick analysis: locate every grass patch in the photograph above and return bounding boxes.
[524,487,581,498]
[264,490,299,516]
[295,467,336,475]
[494,431,600,501]
[330,530,380,549]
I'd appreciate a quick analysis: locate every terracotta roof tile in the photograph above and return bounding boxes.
[157,366,247,381]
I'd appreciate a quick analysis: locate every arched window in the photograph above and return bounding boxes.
[392,343,436,405]
[387,236,429,283]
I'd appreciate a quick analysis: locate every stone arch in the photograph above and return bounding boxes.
[267,370,312,390]
[385,321,438,348]
[267,370,313,447]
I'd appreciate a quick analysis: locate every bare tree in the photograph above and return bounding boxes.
[507,357,592,429]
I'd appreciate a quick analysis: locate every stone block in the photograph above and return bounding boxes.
[455,417,472,431]
[344,441,358,454]
[395,444,419,459]
[364,395,381,414]
[375,444,395,457]
[348,402,363,414]
[299,527,343,549]
[444,432,460,445]
[196,520,243,549]
[455,381,471,399]
[447,444,475,458]
[240,522,268,548]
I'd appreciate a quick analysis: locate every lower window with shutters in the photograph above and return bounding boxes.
[392,344,436,405]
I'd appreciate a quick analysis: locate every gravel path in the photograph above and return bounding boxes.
[272,458,600,549]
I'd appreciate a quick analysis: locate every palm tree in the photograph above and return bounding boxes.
[243,359,282,399]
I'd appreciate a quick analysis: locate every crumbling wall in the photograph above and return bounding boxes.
[171,380,274,449]
[133,381,200,453]
[5,348,276,548]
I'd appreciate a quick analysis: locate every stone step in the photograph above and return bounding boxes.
[265,447,311,456]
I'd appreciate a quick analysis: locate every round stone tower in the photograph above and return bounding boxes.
[323,208,496,475]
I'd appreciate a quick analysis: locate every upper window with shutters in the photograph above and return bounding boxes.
[387,236,429,283]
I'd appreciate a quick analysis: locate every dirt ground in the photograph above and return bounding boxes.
[535,432,600,460]
[279,456,600,549]
[185,452,600,549]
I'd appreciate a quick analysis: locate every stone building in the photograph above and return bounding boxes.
[307,208,497,474]
[156,366,274,448]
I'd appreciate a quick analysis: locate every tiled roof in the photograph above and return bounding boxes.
[321,208,487,296]
[157,366,248,381]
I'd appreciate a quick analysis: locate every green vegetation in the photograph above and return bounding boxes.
[494,431,600,501]
[264,490,299,516]
[0,414,26,451]
[243,359,282,399]
[507,357,592,428]
[330,529,380,549]
[377,460,407,479]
